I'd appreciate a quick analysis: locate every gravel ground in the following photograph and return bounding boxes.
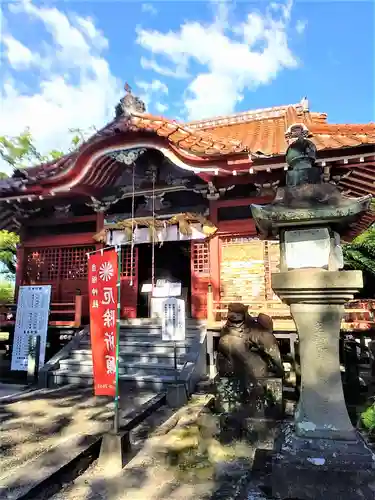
[0,385,153,482]
[48,404,175,500]
[46,396,278,500]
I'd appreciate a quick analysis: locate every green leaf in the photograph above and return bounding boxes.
[361,404,375,430]
[0,230,19,278]
[0,281,14,304]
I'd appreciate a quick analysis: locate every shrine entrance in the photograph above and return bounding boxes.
[136,241,191,318]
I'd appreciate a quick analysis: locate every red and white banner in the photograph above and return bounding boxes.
[88,249,118,396]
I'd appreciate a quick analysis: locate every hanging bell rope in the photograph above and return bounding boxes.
[129,162,136,287]
[151,170,156,291]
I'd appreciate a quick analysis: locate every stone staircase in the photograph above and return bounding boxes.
[49,319,207,392]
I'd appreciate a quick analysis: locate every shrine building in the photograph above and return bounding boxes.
[1,90,375,328]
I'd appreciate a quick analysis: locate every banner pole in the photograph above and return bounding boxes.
[114,245,122,434]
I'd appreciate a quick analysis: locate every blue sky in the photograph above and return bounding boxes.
[0,0,374,172]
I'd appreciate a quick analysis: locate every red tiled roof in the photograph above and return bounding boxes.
[129,114,246,155]
[0,99,374,198]
[116,103,375,158]
[187,103,375,156]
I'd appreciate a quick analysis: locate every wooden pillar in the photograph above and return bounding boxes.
[207,283,214,325]
[209,200,220,301]
[14,244,25,301]
[95,211,105,250]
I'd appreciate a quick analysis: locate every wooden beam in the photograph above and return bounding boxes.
[23,233,95,247]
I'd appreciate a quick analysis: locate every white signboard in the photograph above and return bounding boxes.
[161,298,186,341]
[11,285,51,371]
[285,228,331,269]
[150,281,182,298]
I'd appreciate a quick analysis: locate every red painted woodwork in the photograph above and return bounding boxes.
[191,241,210,319]
[209,196,273,237]
[14,245,25,300]
[120,246,138,319]
[23,233,96,248]
[22,245,95,317]
[26,215,97,227]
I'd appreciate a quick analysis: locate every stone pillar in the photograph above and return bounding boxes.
[271,270,375,500]
[292,303,355,440]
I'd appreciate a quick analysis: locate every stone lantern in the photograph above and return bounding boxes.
[251,124,374,500]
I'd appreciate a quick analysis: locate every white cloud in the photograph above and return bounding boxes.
[155,102,168,113]
[0,0,122,174]
[141,3,157,16]
[140,56,189,79]
[136,0,299,120]
[296,19,307,34]
[2,35,37,69]
[135,79,168,111]
[136,79,168,95]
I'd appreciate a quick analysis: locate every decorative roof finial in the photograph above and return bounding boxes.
[300,96,309,112]
[115,82,146,118]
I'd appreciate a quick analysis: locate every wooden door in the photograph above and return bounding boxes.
[120,246,138,319]
[191,241,210,319]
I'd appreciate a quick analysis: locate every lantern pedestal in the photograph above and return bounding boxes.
[270,270,375,500]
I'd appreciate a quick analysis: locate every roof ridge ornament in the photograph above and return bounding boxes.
[115,82,146,118]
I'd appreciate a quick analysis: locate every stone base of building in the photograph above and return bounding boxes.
[271,424,375,500]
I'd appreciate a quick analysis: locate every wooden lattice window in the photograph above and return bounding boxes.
[25,246,94,282]
[60,247,94,279]
[192,242,210,275]
[121,247,136,278]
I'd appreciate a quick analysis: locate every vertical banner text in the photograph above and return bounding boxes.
[88,249,118,396]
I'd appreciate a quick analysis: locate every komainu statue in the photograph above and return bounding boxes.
[216,303,284,420]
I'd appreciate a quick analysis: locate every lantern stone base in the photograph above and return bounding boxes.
[166,383,188,408]
[272,424,375,500]
[99,430,131,472]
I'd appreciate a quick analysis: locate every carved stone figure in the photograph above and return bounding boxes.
[217,303,283,382]
[284,123,319,187]
[215,303,283,424]
[115,83,146,118]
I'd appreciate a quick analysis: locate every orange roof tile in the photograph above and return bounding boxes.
[189,105,375,156]
[124,100,375,157]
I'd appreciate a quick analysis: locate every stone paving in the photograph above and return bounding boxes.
[0,385,154,492]
[0,383,29,400]
[47,395,278,500]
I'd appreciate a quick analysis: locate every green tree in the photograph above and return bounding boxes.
[0,126,95,176]
[343,225,375,276]
[0,230,20,279]
[0,281,15,304]
[0,126,95,278]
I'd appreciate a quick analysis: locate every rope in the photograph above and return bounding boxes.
[151,170,156,292]
[129,163,136,286]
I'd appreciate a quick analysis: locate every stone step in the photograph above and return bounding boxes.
[119,324,199,333]
[58,359,182,376]
[120,362,182,377]
[119,373,179,392]
[117,341,189,354]
[81,334,196,345]
[51,371,178,392]
[119,318,204,328]
[69,349,186,365]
